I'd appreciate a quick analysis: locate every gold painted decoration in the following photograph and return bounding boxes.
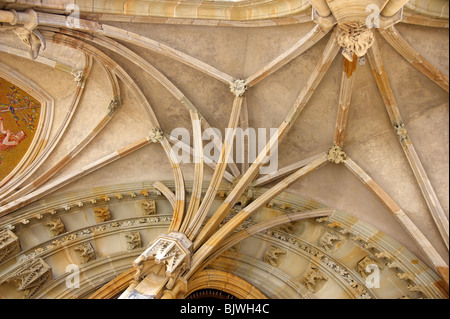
[0,77,41,181]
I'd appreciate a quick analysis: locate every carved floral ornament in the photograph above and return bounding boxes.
[230,79,248,97]
[147,127,164,143]
[337,22,375,61]
[327,144,347,164]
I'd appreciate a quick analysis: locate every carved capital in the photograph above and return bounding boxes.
[337,22,375,61]
[0,229,21,263]
[147,127,164,143]
[327,144,347,164]
[230,79,247,97]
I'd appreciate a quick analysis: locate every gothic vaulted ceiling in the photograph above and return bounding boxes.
[0,0,448,300]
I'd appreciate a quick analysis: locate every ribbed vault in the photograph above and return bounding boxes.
[0,0,448,299]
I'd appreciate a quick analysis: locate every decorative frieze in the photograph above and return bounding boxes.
[397,272,415,282]
[0,229,21,263]
[274,222,296,234]
[260,229,373,299]
[74,243,96,264]
[93,206,111,223]
[44,218,66,237]
[0,258,51,299]
[263,245,287,267]
[15,216,173,263]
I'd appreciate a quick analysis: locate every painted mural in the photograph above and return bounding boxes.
[0,77,41,182]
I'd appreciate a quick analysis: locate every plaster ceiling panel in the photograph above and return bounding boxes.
[112,39,234,136]
[29,59,114,180]
[106,22,249,79]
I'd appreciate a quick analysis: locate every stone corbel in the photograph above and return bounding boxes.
[124,232,193,299]
[0,9,46,60]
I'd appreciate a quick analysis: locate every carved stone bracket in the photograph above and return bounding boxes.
[147,127,164,143]
[230,79,247,97]
[0,258,51,299]
[327,144,347,164]
[0,9,46,60]
[0,229,21,263]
